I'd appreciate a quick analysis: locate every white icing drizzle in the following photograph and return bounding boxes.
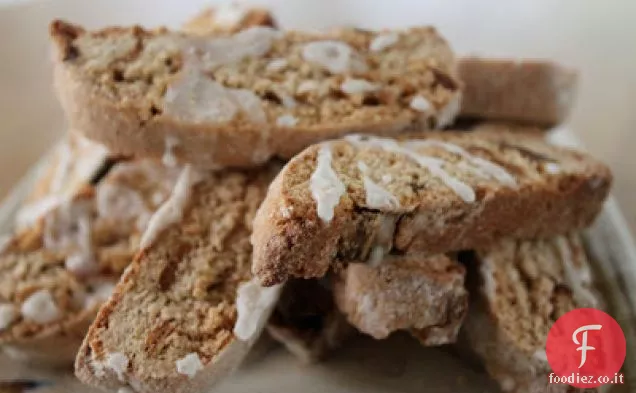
[229,89,267,123]
[309,145,346,223]
[176,353,204,378]
[42,200,97,275]
[410,95,432,112]
[555,236,598,308]
[369,32,399,52]
[97,183,148,221]
[367,215,398,267]
[106,352,129,382]
[164,68,239,123]
[480,257,497,300]
[164,68,266,125]
[436,93,461,128]
[162,136,180,167]
[15,195,64,229]
[279,92,298,109]
[297,80,319,94]
[381,174,392,184]
[362,176,400,210]
[276,114,298,127]
[279,204,293,219]
[345,135,475,203]
[266,58,288,72]
[302,40,367,74]
[139,165,200,250]
[533,349,548,362]
[0,303,16,330]
[213,2,247,27]
[544,162,562,174]
[197,26,282,69]
[49,141,74,194]
[20,290,61,324]
[405,140,516,187]
[357,161,400,210]
[84,281,116,309]
[341,78,379,95]
[234,278,283,341]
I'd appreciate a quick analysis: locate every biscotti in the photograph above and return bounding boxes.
[50,20,461,169]
[0,159,178,366]
[267,278,354,363]
[181,6,577,129]
[459,57,578,126]
[462,234,602,393]
[251,127,611,285]
[75,165,282,393]
[16,134,111,230]
[334,254,467,344]
[182,4,276,35]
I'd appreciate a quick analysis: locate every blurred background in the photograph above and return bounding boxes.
[1,0,635,234]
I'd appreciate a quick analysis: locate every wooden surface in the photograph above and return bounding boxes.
[0,0,635,237]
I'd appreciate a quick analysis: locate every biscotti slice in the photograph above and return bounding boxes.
[50,20,461,169]
[182,4,276,35]
[0,160,179,366]
[459,57,578,126]
[16,133,111,230]
[334,254,467,345]
[462,234,602,393]
[267,278,354,363]
[251,127,612,285]
[75,165,281,393]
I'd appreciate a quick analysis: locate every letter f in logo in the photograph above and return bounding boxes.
[572,324,602,368]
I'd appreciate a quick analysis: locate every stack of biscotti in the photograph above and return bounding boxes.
[24,4,612,393]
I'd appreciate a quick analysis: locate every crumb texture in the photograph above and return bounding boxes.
[463,233,600,392]
[50,20,461,168]
[0,160,180,350]
[78,165,277,390]
[334,254,467,344]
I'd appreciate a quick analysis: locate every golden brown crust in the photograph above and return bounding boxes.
[459,57,578,126]
[50,20,461,169]
[251,128,612,286]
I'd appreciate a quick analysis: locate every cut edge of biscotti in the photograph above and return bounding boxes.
[75,165,282,393]
[251,126,612,286]
[458,56,578,126]
[50,19,461,169]
[0,159,182,366]
[460,233,603,392]
[333,254,468,345]
[182,3,276,35]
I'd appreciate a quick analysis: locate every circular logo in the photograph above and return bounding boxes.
[546,308,626,388]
